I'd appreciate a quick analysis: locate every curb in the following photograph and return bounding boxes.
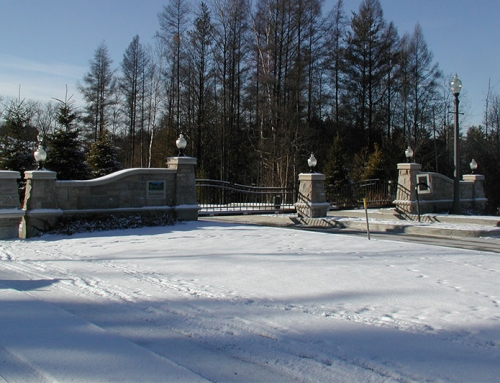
[201,213,500,239]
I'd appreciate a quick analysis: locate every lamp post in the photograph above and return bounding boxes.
[34,132,47,170]
[451,74,462,214]
[307,153,317,173]
[405,146,414,163]
[176,133,187,156]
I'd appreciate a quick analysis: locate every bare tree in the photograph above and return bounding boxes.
[157,0,191,135]
[120,35,150,167]
[144,42,168,168]
[186,2,215,166]
[78,41,118,142]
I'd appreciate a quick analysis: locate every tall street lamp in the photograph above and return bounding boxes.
[450,74,462,214]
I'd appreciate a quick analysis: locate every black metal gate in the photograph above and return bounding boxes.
[325,179,397,210]
[196,179,396,215]
[196,179,296,215]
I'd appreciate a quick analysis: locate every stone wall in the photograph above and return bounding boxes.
[0,157,199,239]
[394,163,487,214]
[0,171,24,239]
[56,168,177,211]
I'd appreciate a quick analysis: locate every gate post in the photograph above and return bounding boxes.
[295,173,330,218]
[394,162,421,214]
[462,174,486,212]
[19,170,62,238]
[0,171,24,239]
[166,156,199,220]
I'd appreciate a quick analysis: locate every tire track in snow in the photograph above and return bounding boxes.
[1,245,422,382]
[0,346,52,383]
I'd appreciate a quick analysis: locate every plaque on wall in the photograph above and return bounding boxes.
[147,180,166,199]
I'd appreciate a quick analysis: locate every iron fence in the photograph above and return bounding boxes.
[196,178,396,215]
[325,179,397,209]
[196,179,297,215]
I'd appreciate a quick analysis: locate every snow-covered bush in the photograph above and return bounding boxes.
[45,212,176,236]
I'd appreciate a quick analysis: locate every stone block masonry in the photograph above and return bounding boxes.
[0,156,199,239]
[295,173,330,218]
[394,163,486,215]
[0,171,24,239]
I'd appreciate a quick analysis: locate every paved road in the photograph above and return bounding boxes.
[201,216,500,254]
[301,227,500,254]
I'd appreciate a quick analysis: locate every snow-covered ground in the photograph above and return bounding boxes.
[1,220,499,382]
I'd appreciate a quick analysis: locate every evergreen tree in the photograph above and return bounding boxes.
[53,89,78,132]
[0,99,38,173]
[344,0,393,151]
[45,130,91,180]
[44,94,91,180]
[87,130,123,178]
[362,143,386,180]
[323,133,350,187]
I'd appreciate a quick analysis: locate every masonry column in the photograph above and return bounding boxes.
[20,170,62,238]
[394,163,421,214]
[166,156,199,220]
[295,173,330,218]
[462,174,487,212]
[0,171,24,239]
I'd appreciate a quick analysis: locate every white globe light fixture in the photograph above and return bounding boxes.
[405,146,414,163]
[451,74,462,95]
[470,158,478,174]
[307,153,317,173]
[176,133,187,156]
[34,132,47,170]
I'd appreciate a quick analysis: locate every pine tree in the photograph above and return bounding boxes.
[43,94,91,180]
[0,99,38,173]
[45,130,91,180]
[323,134,350,187]
[362,143,386,180]
[86,130,122,178]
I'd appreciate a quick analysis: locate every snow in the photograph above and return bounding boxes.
[1,220,499,382]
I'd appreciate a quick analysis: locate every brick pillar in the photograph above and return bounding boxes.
[19,170,62,238]
[0,171,24,239]
[295,173,330,218]
[394,163,421,214]
[166,156,199,220]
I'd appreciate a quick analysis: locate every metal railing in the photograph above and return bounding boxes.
[196,179,296,215]
[196,178,396,215]
[325,179,396,209]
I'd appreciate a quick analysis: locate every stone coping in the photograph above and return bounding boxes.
[0,171,21,179]
[56,168,176,186]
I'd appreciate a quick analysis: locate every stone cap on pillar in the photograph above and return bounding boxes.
[166,156,197,169]
[0,170,21,180]
[298,172,326,181]
[463,174,485,182]
[397,163,422,171]
[24,170,57,180]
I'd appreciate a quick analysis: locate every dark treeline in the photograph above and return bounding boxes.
[1,0,500,213]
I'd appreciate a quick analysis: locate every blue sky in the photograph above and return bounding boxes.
[1,0,499,128]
